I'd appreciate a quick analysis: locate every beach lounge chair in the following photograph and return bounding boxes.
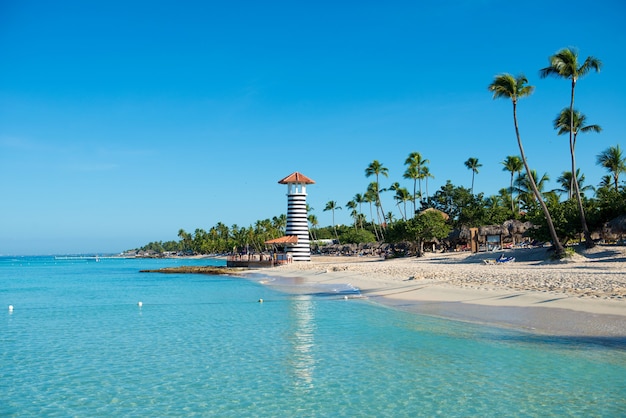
[496,254,515,263]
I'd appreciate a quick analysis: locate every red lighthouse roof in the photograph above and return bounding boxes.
[278,172,315,184]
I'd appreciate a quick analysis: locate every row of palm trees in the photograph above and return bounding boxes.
[313,48,623,257]
[318,140,622,245]
[489,46,605,257]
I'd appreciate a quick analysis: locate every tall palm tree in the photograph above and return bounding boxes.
[540,47,602,248]
[402,164,420,215]
[345,200,358,230]
[420,166,434,202]
[597,145,626,191]
[464,157,482,194]
[364,187,381,241]
[392,186,410,221]
[323,201,342,240]
[404,152,429,211]
[353,193,366,229]
[488,73,565,257]
[502,155,523,213]
[553,107,601,200]
[365,160,388,226]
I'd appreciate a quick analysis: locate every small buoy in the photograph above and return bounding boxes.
[137,301,143,308]
[344,296,348,300]
[8,305,14,313]
[258,298,263,303]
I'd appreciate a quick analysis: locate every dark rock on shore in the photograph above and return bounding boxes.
[139,266,245,275]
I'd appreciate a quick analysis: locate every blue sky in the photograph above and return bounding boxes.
[1,0,625,255]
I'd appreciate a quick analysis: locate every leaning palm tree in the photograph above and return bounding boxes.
[597,145,626,191]
[323,200,342,240]
[502,155,523,213]
[540,47,601,248]
[365,160,389,226]
[488,73,565,257]
[464,157,482,194]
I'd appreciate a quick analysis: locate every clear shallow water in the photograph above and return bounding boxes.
[1,257,625,417]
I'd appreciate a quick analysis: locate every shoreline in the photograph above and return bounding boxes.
[242,245,626,339]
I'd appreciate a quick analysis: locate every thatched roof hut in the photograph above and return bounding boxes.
[504,219,533,235]
[603,214,626,241]
[478,225,507,237]
[420,208,450,220]
[606,214,626,233]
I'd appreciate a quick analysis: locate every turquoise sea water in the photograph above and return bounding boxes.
[1,256,625,417]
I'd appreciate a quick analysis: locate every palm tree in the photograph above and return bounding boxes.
[597,145,626,191]
[488,73,565,257]
[420,166,434,202]
[540,47,602,248]
[515,170,551,210]
[271,214,287,236]
[554,108,601,149]
[346,200,358,230]
[365,160,388,226]
[555,170,594,199]
[323,201,342,240]
[404,152,429,212]
[553,108,601,207]
[464,157,482,194]
[502,155,523,213]
[598,175,613,191]
[308,214,319,241]
[392,186,410,221]
[364,188,381,241]
[402,164,420,215]
[353,193,366,229]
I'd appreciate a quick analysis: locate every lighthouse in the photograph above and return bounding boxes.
[278,172,315,262]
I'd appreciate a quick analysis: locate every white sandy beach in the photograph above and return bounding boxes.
[247,245,626,338]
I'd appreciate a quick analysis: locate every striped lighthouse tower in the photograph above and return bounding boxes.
[278,172,315,262]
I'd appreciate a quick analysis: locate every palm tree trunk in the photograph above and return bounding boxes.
[375,175,386,226]
[569,80,595,249]
[509,173,515,213]
[369,202,380,241]
[513,101,565,257]
[412,179,417,216]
